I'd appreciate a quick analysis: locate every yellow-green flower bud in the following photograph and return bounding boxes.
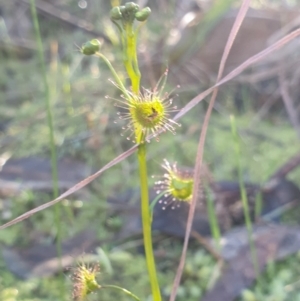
[110,6,122,20]
[81,39,101,55]
[135,7,151,22]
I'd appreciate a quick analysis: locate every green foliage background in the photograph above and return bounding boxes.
[1,0,300,300]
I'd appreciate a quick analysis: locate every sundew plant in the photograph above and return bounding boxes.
[3,0,300,300]
[79,2,184,300]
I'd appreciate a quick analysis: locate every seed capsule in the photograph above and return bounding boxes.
[81,39,101,55]
[135,7,151,22]
[110,6,122,20]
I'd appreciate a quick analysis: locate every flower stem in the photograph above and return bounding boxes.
[137,140,161,301]
[128,14,160,299]
[95,52,131,100]
[101,284,141,301]
[108,6,159,299]
[124,23,141,94]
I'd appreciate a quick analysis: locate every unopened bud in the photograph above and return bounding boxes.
[119,5,126,14]
[81,39,101,55]
[125,2,139,14]
[135,7,151,22]
[110,6,122,20]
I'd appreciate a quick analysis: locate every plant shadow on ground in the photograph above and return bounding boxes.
[1,0,300,300]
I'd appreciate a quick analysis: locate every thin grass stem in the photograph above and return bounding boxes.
[255,190,263,220]
[204,184,221,250]
[29,0,64,298]
[230,115,260,279]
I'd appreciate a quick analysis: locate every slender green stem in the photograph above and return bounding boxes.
[137,141,161,301]
[121,26,136,92]
[131,30,141,87]
[255,190,263,220]
[149,191,167,216]
[124,23,140,94]
[230,115,260,278]
[29,0,59,196]
[29,0,64,298]
[101,285,141,301]
[109,8,159,300]
[204,184,221,250]
[95,52,131,100]
[125,15,159,299]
